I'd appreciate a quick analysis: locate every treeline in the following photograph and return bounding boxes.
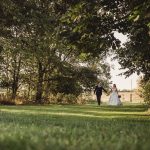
[0,0,149,104]
[0,0,112,104]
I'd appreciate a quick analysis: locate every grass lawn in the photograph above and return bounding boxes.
[0,103,150,150]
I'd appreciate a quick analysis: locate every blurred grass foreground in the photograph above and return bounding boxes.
[0,103,150,150]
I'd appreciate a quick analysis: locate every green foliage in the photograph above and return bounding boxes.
[128,0,150,25]
[0,99,15,105]
[0,93,15,105]
[116,25,150,79]
[48,93,78,104]
[0,80,12,88]
[143,80,150,105]
[58,0,126,57]
[47,93,87,104]
[137,78,150,106]
[115,0,150,79]
[50,77,82,96]
[1,0,111,103]
[1,0,149,104]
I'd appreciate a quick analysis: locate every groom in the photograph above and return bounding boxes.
[94,82,107,106]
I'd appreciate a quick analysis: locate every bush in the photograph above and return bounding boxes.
[63,94,77,104]
[47,93,87,104]
[0,94,15,105]
[0,100,15,105]
[143,80,150,105]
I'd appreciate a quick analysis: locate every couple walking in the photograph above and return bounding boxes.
[94,83,122,106]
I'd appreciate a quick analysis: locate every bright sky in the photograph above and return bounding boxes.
[107,32,140,90]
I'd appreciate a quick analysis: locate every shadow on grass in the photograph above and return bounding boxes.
[0,109,150,130]
[0,104,149,120]
[0,104,150,150]
[0,103,148,112]
[0,104,149,127]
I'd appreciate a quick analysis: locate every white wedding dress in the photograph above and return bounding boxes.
[108,88,122,106]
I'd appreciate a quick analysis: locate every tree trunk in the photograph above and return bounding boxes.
[27,72,32,100]
[11,82,18,100]
[43,80,50,101]
[35,62,44,104]
[11,56,21,100]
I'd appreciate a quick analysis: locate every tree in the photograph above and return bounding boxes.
[137,78,150,105]
[0,34,26,100]
[115,0,150,81]
[127,0,150,26]
[0,0,128,103]
[58,0,128,58]
[143,80,150,105]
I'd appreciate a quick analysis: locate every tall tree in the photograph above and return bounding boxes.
[57,0,127,57]
[115,0,150,81]
[1,0,130,103]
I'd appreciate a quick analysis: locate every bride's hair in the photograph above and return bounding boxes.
[113,84,116,88]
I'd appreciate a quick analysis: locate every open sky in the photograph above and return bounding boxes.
[108,32,140,90]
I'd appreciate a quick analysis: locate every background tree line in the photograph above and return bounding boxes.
[0,0,149,104]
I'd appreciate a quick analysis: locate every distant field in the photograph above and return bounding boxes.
[0,103,149,150]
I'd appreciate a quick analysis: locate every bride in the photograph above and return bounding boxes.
[108,84,122,106]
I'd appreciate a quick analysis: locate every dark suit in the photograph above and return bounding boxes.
[94,86,107,105]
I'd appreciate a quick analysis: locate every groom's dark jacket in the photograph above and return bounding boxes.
[94,86,107,95]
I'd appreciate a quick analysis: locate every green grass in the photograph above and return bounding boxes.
[0,103,150,150]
